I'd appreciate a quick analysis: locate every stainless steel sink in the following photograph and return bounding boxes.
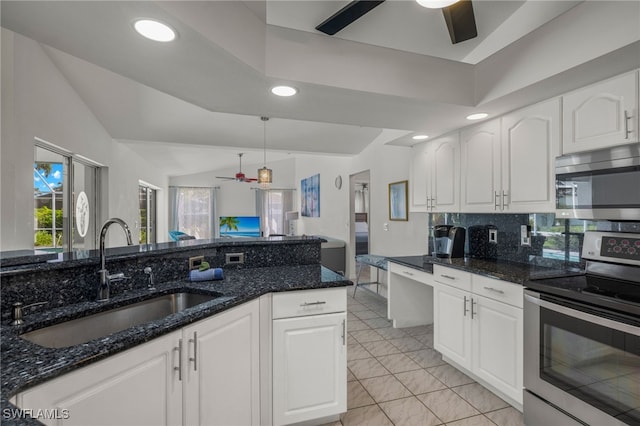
[21,292,222,348]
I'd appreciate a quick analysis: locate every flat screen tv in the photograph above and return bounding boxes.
[219,216,261,237]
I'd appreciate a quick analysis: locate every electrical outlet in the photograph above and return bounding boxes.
[189,255,204,270]
[521,225,531,247]
[489,229,498,244]
[225,253,245,265]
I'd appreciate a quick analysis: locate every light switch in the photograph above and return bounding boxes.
[383,223,389,231]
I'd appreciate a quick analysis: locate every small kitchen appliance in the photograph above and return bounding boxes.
[523,231,640,426]
[433,225,465,258]
[468,225,498,260]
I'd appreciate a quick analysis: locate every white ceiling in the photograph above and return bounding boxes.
[2,1,637,177]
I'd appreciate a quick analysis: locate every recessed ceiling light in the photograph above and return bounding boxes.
[466,113,489,120]
[416,0,460,9]
[412,134,429,140]
[134,19,176,42]
[271,86,298,97]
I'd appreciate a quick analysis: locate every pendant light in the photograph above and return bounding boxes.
[257,116,273,189]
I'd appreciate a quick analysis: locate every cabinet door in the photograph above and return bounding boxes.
[460,119,501,212]
[410,141,429,212]
[433,283,471,370]
[184,299,260,426]
[16,331,182,426]
[472,295,523,405]
[562,71,638,153]
[501,98,560,212]
[273,312,347,426]
[430,133,460,212]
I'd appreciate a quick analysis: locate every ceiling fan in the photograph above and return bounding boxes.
[316,0,477,45]
[216,153,257,183]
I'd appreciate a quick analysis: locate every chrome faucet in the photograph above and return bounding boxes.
[98,218,133,301]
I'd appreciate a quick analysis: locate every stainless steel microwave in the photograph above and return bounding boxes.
[555,144,640,221]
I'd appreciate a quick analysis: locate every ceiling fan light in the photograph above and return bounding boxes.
[416,0,460,9]
[133,19,176,42]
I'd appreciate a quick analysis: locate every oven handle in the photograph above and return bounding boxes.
[524,292,640,336]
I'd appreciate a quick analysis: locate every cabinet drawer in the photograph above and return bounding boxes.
[389,262,434,285]
[433,265,471,292]
[272,287,346,319]
[472,275,523,308]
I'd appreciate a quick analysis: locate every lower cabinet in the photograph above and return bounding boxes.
[14,331,183,426]
[14,299,260,426]
[433,265,523,406]
[272,288,347,426]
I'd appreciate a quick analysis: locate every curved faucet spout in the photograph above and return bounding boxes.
[98,218,134,301]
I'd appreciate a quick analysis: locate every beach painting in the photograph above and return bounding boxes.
[301,174,320,217]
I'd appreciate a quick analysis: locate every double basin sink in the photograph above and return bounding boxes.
[20,291,223,349]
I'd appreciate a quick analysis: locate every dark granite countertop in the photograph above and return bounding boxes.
[1,264,350,424]
[389,254,576,284]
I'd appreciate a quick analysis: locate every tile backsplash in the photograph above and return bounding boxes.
[428,213,640,267]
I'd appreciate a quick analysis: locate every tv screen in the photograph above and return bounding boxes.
[219,216,261,237]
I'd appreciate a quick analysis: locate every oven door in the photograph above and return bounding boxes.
[524,290,640,426]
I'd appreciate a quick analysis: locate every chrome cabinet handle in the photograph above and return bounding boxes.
[441,274,456,280]
[426,196,431,210]
[494,192,500,210]
[483,286,505,294]
[502,191,508,209]
[471,298,477,319]
[624,110,632,139]
[431,197,436,210]
[403,271,414,276]
[300,301,326,307]
[341,319,346,346]
[175,339,183,381]
[463,296,469,317]
[189,332,198,371]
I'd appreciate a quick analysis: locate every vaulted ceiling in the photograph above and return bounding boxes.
[2,1,639,176]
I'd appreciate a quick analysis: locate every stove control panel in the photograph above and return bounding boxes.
[583,231,640,266]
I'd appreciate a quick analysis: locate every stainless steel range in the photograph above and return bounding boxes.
[524,231,640,426]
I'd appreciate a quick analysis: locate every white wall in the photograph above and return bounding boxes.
[0,29,169,251]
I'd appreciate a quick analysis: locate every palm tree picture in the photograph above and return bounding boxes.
[220,216,240,234]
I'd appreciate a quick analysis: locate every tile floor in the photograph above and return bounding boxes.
[329,287,524,426]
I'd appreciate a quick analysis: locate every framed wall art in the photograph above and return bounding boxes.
[388,180,408,221]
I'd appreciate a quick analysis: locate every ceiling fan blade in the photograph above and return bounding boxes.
[216,176,236,180]
[316,0,385,35]
[442,0,477,44]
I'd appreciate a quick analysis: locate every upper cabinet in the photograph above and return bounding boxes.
[460,119,501,213]
[501,98,561,213]
[409,142,429,212]
[562,71,638,154]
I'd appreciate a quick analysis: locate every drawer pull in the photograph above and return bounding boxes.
[624,110,632,139]
[341,319,346,346]
[463,296,469,317]
[403,271,415,276]
[441,274,456,280]
[471,298,477,319]
[483,286,505,294]
[301,301,327,307]
[189,331,198,371]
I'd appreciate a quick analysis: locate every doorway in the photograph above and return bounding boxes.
[349,170,370,279]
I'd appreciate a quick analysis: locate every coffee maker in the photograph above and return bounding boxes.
[433,225,466,258]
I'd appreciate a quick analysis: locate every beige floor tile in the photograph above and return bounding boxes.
[403,324,434,336]
[405,348,446,368]
[395,368,447,395]
[340,404,393,426]
[347,368,357,382]
[353,309,380,320]
[347,318,371,332]
[361,340,402,357]
[376,352,423,373]
[347,342,372,361]
[317,421,342,426]
[485,407,524,426]
[363,317,392,329]
[379,396,443,426]
[376,326,408,340]
[360,374,412,403]
[387,336,425,352]
[414,332,434,347]
[445,414,496,426]
[347,312,359,322]
[347,301,371,312]
[347,381,376,409]
[347,357,390,380]
[427,364,475,387]
[350,328,385,344]
[452,383,510,413]
[417,389,480,422]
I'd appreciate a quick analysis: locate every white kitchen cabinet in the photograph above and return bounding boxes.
[183,299,260,426]
[460,119,501,212]
[388,261,435,328]
[433,265,523,407]
[562,70,638,154]
[428,133,460,212]
[272,288,347,426]
[15,331,183,426]
[501,98,561,212]
[409,141,429,212]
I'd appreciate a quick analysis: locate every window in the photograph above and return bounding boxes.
[169,187,218,239]
[256,189,295,236]
[34,143,99,252]
[138,183,157,244]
